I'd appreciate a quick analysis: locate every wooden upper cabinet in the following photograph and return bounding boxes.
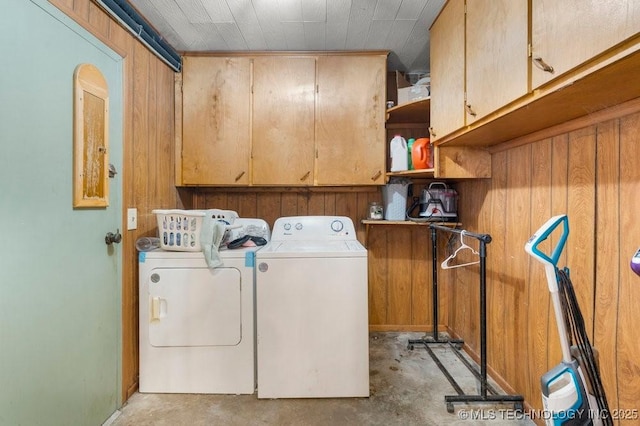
[465,0,528,123]
[532,0,640,89]
[429,0,465,141]
[252,56,316,186]
[315,55,386,185]
[181,56,251,185]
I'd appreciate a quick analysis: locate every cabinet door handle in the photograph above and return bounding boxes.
[300,171,310,181]
[371,170,382,181]
[533,57,554,73]
[465,104,477,117]
[234,171,245,182]
[429,127,436,137]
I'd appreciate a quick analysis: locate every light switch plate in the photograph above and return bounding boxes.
[127,208,137,230]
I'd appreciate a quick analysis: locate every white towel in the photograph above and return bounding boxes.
[200,211,226,268]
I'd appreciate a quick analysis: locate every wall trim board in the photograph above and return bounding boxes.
[487,96,640,154]
[369,325,447,332]
[182,186,381,193]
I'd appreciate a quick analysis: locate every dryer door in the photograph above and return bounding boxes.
[147,267,242,347]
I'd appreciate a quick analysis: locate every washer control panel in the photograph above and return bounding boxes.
[272,216,356,241]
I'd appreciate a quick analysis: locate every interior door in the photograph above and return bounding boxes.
[0,1,122,424]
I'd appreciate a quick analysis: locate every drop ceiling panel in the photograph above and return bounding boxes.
[126,0,444,72]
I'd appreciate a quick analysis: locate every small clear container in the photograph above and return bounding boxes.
[368,202,384,220]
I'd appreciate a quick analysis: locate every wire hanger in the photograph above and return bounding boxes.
[441,230,480,269]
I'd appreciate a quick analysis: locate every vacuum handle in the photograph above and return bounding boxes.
[525,215,569,268]
[428,182,448,190]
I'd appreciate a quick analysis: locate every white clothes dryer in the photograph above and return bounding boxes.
[138,218,269,394]
[255,216,369,399]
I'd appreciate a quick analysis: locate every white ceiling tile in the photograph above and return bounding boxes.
[126,0,444,71]
[345,0,376,49]
[281,21,306,49]
[327,0,351,23]
[384,19,416,50]
[365,19,393,48]
[200,0,234,22]
[176,0,212,24]
[215,22,248,49]
[252,0,289,49]
[418,0,445,27]
[325,22,348,50]
[302,0,327,22]
[225,0,268,49]
[190,22,229,50]
[278,0,303,22]
[373,0,402,20]
[396,0,428,20]
[304,21,326,50]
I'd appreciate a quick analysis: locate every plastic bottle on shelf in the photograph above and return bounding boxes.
[412,137,432,169]
[389,135,408,171]
[407,138,415,170]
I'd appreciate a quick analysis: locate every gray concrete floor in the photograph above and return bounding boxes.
[110,332,535,426]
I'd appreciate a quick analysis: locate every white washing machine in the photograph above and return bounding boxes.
[255,216,369,399]
[138,218,269,394]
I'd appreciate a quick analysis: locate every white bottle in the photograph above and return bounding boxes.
[390,135,408,171]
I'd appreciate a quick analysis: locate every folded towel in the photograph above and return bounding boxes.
[200,211,226,268]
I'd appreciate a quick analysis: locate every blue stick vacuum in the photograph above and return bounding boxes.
[525,215,611,426]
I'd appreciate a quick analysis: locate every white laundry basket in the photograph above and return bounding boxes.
[382,178,410,221]
[152,209,239,251]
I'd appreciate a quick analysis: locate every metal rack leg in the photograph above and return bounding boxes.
[409,227,524,414]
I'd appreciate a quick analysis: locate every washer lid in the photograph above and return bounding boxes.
[257,240,367,258]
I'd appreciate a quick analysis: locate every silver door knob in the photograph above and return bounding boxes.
[105,229,122,245]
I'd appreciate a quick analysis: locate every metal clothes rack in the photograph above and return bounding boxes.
[408,224,524,413]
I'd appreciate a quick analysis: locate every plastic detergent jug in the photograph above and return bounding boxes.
[411,137,432,169]
[390,135,408,171]
[407,138,416,170]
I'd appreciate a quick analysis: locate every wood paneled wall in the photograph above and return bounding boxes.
[49,0,181,401]
[452,106,640,419]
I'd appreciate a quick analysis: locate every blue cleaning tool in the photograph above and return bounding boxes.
[525,215,603,426]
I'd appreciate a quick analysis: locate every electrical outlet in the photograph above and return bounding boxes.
[127,208,137,230]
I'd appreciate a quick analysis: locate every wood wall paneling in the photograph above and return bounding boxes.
[566,127,596,337]
[594,119,620,414]
[450,108,640,415]
[617,113,640,415]
[547,134,569,377]
[486,150,508,377]
[503,144,532,396]
[526,138,553,406]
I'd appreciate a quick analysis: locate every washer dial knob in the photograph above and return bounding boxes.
[331,220,344,232]
[295,222,303,230]
[283,223,291,231]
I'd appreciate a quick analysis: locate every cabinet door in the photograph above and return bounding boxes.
[252,56,316,185]
[316,55,386,185]
[181,57,251,185]
[429,0,465,141]
[466,0,528,123]
[532,0,640,89]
